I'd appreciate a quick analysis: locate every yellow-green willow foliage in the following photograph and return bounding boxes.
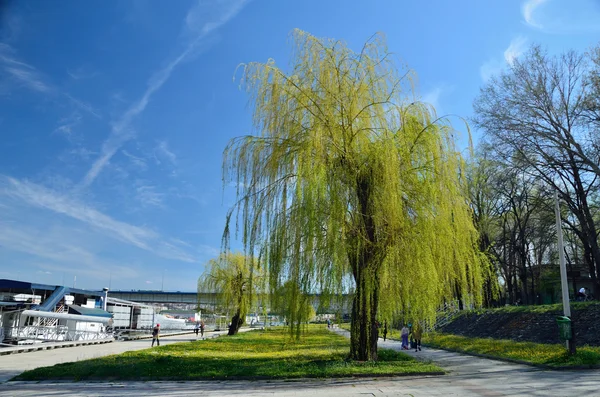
[198,252,265,335]
[223,30,488,360]
[272,280,317,339]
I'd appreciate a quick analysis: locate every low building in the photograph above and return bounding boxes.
[0,279,111,344]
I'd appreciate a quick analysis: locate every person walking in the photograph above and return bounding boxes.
[151,323,160,347]
[383,321,388,341]
[400,324,409,350]
[194,322,200,337]
[412,322,422,352]
[200,320,205,337]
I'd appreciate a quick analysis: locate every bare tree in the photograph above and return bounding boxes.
[473,45,600,297]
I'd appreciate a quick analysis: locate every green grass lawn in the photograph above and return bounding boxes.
[426,333,600,367]
[14,326,443,381]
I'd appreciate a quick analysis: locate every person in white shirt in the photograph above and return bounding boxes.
[577,287,587,301]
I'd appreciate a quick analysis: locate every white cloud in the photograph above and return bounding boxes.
[422,87,443,110]
[0,175,196,263]
[185,0,249,37]
[81,0,249,188]
[55,112,83,137]
[0,226,140,281]
[421,84,454,115]
[4,66,51,92]
[122,150,148,170]
[155,141,177,165]
[0,44,100,120]
[480,36,529,81]
[64,93,101,119]
[135,184,165,208]
[1,176,155,248]
[67,67,99,81]
[504,36,527,66]
[522,0,600,33]
[198,244,220,257]
[0,43,52,93]
[522,0,548,29]
[0,44,50,93]
[67,147,96,161]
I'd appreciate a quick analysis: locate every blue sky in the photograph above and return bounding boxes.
[0,0,598,291]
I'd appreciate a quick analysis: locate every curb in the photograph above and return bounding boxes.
[9,371,447,383]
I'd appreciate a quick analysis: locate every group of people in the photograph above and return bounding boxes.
[377,321,422,352]
[400,323,422,352]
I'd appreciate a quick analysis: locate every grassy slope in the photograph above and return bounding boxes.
[14,326,443,381]
[426,333,600,367]
[459,301,598,315]
[428,302,600,367]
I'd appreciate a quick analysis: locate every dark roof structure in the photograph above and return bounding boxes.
[0,279,104,297]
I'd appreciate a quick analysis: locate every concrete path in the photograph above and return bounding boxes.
[1,328,599,396]
[337,327,535,376]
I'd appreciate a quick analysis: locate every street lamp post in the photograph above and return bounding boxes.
[554,189,575,354]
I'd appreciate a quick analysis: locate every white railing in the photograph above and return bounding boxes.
[5,325,112,344]
[38,304,67,328]
[430,300,461,331]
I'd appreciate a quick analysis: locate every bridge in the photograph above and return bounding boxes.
[109,290,204,305]
[108,290,352,313]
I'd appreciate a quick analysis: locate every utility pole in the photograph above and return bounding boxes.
[554,190,575,354]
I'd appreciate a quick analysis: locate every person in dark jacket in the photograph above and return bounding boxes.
[152,324,160,347]
[383,321,388,341]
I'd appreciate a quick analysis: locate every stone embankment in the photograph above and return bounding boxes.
[438,303,600,345]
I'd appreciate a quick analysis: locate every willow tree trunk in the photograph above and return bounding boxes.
[228,309,243,335]
[349,173,381,361]
[350,251,380,361]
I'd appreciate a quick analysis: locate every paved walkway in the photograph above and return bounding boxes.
[335,327,536,376]
[1,328,599,396]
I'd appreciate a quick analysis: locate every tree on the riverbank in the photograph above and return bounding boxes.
[198,252,264,335]
[223,29,488,360]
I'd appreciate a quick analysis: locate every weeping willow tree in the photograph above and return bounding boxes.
[272,280,317,339]
[223,30,488,360]
[198,252,265,335]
